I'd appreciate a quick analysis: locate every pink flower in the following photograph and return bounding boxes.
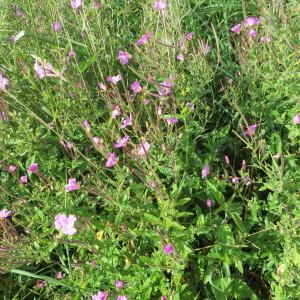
[66,141,74,149]
[0,209,12,219]
[92,137,103,146]
[34,62,56,79]
[83,119,91,132]
[92,291,108,300]
[137,141,150,156]
[37,280,47,288]
[185,32,195,40]
[114,136,129,148]
[206,199,213,208]
[158,77,174,96]
[71,0,83,9]
[232,176,239,184]
[164,244,174,255]
[97,82,107,90]
[52,20,62,32]
[19,175,28,184]
[118,50,132,65]
[157,105,163,116]
[144,98,151,105]
[94,1,102,9]
[55,272,64,280]
[224,155,230,165]
[260,36,271,43]
[7,165,17,173]
[0,111,7,121]
[161,297,168,300]
[231,23,241,34]
[201,164,210,179]
[166,117,178,124]
[115,280,124,290]
[105,153,118,168]
[248,29,257,37]
[0,73,9,91]
[28,163,39,173]
[149,180,156,190]
[121,114,132,128]
[130,80,143,94]
[107,74,122,84]
[67,50,76,61]
[245,124,257,136]
[54,214,77,235]
[62,138,73,147]
[135,32,153,45]
[176,53,185,61]
[293,113,300,125]
[186,102,195,112]
[112,106,122,119]
[243,16,260,27]
[117,297,127,300]
[154,0,167,11]
[65,178,80,192]
[179,32,195,48]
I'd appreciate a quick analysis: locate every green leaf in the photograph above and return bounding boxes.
[206,181,225,206]
[230,212,247,234]
[176,211,194,218]
[79,55,97,74]
[11,269,73,289]
[144,213,161,225]
[164,218,185,230]
[24,30,88,54]
[235,260,244,274]
[176,197,191,206]
[41,106,53,118]
[229,278,258,299]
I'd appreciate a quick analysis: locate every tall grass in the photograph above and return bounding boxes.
[0,1,299,299]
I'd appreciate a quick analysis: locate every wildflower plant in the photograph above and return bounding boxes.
[0,0,299,299]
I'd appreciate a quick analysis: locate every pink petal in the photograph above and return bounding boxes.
[135,32,153,45]
[137,141,150,156]
[105,153,118,168]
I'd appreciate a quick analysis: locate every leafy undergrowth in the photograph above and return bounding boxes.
[0,1,299,299]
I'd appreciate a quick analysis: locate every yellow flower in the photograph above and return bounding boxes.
[96,231,104,240]
[125,257,131,266]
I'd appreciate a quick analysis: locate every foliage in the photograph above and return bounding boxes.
[0,0,299,299]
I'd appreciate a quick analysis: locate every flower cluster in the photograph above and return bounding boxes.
[231,16,271,42]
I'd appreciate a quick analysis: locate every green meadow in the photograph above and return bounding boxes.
[0,1,299,299]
